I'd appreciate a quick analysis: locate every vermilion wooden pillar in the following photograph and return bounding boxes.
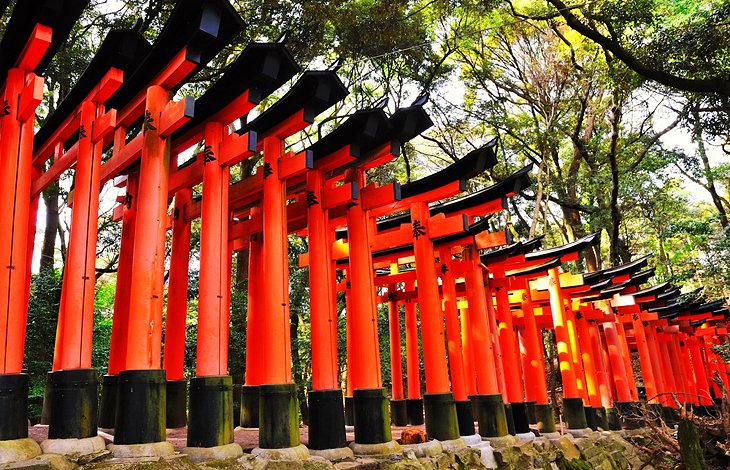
[688,337,713,406]
[483,280,508,401]
[460,307,478,396]
[241,209,262,428]
[492,272,530,435]
[99,169,138,429]
[615,319,639,400]
[438,247,473,434]
[162,187,191,429]
[53,101,100,371]
[518,279,555,432]
[404,281,423,425]
[116,85,173,445]
[586,319,613,409]
[108,172,138,376]
[546,267,586,429]
[463,246,507,437]
[644,324,670,407]
[344,167,393,443]
[187,122,235,449]
[0,63,44,441]
[196,123,231,376]
[387,282,407,426]
[410,202,459,440]
[629,312,659,405]
[48,100,104,440]
[164,188,192,380]
[306,169,347,450]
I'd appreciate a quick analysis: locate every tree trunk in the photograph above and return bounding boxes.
[677,416,707,470]
[39,179,60,273]
[693,111,729,228]
[608,97,623,266]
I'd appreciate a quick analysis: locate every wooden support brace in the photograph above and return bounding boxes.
[18,74,44,121]
[218,131,257,167]
[100,133,143,185]
[159,96,195,137]
[360,182,401,211]
[322,182,358,209]
[31,142,80,197]
[279,149,313,180]
[16,24,52,71]
[92,110,117,143]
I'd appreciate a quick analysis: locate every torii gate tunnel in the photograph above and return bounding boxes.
[0,0,729,459]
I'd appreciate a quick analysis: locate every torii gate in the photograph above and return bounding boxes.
[0,0,89,442]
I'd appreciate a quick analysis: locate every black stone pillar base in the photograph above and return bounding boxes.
[114,369,166,444]
[662,406,678,426]
[259,383,300,449]
[534,403,556,433]
[0,373,29,440]
[308,389,347,450]
[240,385,260,428]
[662,406,679,426]
[455,400,475,436]
[470,394,508,438]
[504,403,516,435]
[584,406,597,431]
[562,397,587,430]
[692,404,713,417]
[423,393,460,441]
[187,376,233,448]
[525,401,537,425]
[40,372,52,425]
[511,402,530,434]
[233,384,242,428]
[344,396,354,426]
[99,374,118,429]
[353,388,391,444]
[593,406,609,430]
[606,407,621,431]
[390,399,408,426]
[614,401,642,430]
[47,369,98,439]
[406,397,424,425]
[166,379,187,429]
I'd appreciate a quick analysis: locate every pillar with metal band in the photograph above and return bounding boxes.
[387,282,407,426]
[48,100,104,440]
[185,122,236,450]
[404,281,423,426]
[519,281,555,432]
[242,208,263,428]
[0,65,44,441]
[345,166,391,444]
[463,245,508,438]
[306,168,347,450]
[438,246,474,436]
[162,187,191,430]
[547,267,587,430]
[409,201,459,441]
[492,269,530,436]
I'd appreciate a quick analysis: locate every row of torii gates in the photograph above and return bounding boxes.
[1,0,729,459]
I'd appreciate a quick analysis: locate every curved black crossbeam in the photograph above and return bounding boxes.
[582,254,652,284]
[480,237,544,265]
[525,231,600,262]
[35,29,151,152]
[436,164,533,216]
[173,41,300,141]
[399,139,498,199]
[308,108,392,163]
[629,281,671,299]
[625,268,655,288]
[0,0,88,79]
[239,70,348,135]
[691,299,725,314]
[107,0,245,109]
[504,257,561,278]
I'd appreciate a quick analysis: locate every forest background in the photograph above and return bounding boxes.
[7,0,730,422]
